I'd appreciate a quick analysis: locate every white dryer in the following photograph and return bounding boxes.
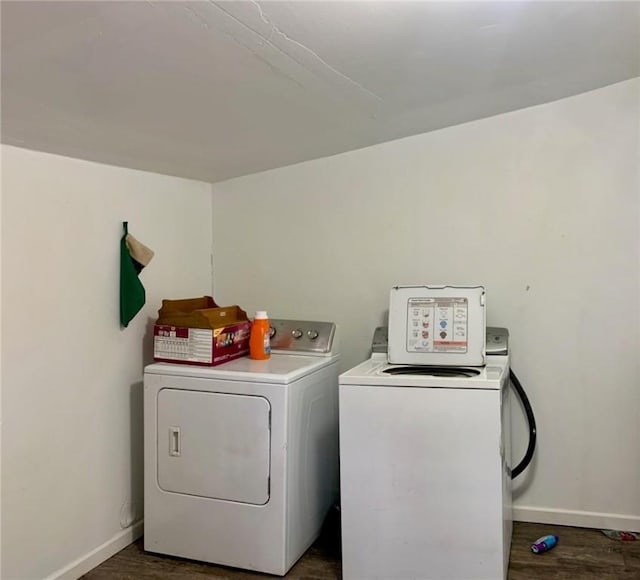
[339,332,512,580]
[144,319,339,575]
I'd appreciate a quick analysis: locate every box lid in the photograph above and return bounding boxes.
[156,296,249,330]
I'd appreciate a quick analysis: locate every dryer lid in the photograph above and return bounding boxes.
[145,353,339,384]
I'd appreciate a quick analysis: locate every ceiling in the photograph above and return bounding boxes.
[2,1,638,183]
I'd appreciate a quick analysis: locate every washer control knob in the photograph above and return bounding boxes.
[292,329,303,339]
[307,329,319,340]
[269,326,276,338]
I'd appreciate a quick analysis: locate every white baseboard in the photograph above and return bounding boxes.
[38,507,640,579]
[514,505,640,533]
[44,520,144,580]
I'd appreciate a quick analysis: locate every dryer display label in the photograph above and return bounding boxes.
[406,297,468,353]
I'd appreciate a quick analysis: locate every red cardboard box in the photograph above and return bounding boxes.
[153,297,250,366]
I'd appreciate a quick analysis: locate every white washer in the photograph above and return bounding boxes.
[339,346,512,580]
[144,320,339,575]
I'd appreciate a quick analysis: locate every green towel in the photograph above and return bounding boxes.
[120,222,154,327]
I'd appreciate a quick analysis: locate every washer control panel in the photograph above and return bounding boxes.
[269,319,336,354]
[370,326,508,356]
[486,327,509,355]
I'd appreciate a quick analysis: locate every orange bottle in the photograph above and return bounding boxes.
[250,311,271,360]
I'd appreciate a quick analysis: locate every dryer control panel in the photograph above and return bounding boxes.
[269,319,336,355]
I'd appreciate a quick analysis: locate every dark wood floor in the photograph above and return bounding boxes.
[83,522,640,580]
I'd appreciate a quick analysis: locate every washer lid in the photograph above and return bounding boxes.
[339,355,508,389]
[145,353,339,384]
[388,285,486,366]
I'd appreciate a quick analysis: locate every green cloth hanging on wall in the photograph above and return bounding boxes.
[120,222,154,327]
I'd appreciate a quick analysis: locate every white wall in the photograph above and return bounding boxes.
[1,146,213,580]
[211,79,640,531]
